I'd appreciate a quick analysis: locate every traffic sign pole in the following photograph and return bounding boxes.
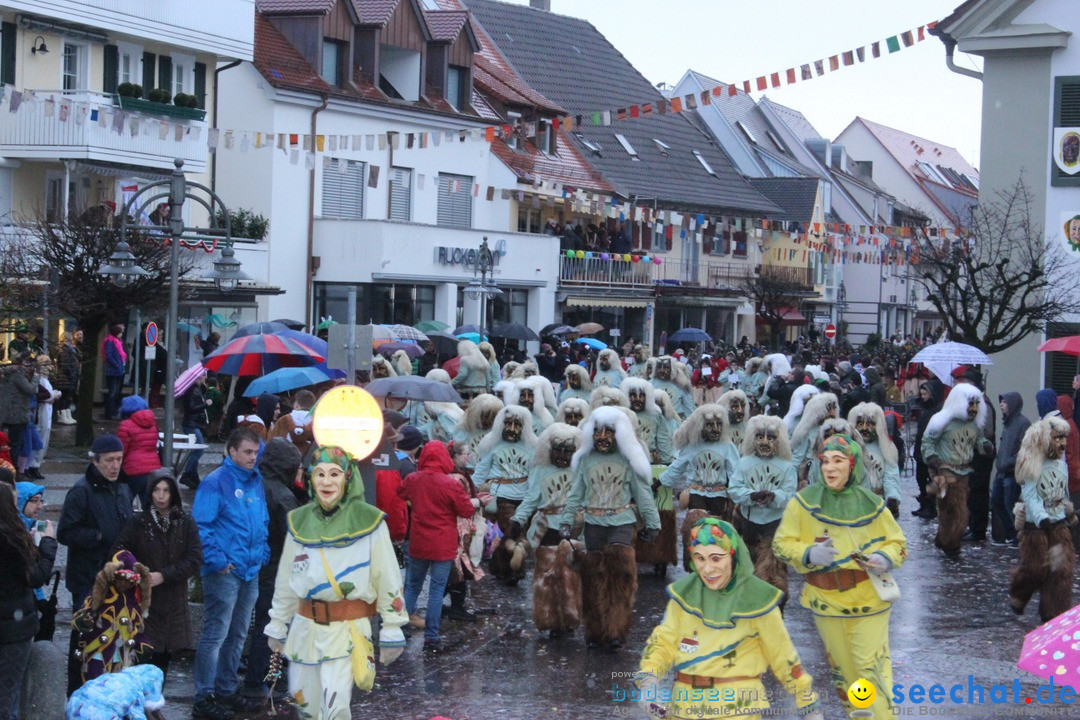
[825,323,837,341]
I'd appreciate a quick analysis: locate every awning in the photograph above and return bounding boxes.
[756,306,805,326]
[565,296,651,308]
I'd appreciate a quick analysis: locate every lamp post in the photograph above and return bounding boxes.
[99,158,248,467]
[837,281,848,344]
[465,236,502,344]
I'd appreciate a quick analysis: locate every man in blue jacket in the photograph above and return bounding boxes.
[192,427,269,720]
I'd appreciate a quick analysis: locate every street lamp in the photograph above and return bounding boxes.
[465,236,502,342]
[837,281,847,343]
[98,158,244,467]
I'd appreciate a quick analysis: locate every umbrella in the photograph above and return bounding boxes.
[1038,336,1080,355]
[576,337,607,350]
[377,342,425,359]
[365,376,463,403]
[911,342,992,386]
[415,320,450,332]
[456,332,485,344]
[243,366,335,396]
[575,322,604,334]
[275,330,347,379]
[669,327,712,343]
[371,325,398,341]
[177,321,200,334]
[426,330,461,353]
[202,333,325,376]
[33,571,61,642]
[540,323,576,336]
[316,317,338,332]
[174,364,208,398]
[233,321,290,337]
[1018,602,1080,690]
[453,324,483,336]
[271,318,307,330]
[491,322,540,342]
[389,324,429,342]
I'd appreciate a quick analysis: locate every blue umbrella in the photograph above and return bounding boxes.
[576,337,607,350]
[243,366,335,396]
[233,321,290,338]
[456,332,487,344]
[669,327,712,343]
[275,329,347,379]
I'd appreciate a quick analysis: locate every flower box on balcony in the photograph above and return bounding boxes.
[115,96,206,122]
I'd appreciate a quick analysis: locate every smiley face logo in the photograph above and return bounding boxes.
[848,678,876,709]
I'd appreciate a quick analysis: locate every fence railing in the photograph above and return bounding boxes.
[760,264,814,289]
[558,255,656,288]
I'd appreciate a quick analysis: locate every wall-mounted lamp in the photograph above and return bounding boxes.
[30,36,48,55]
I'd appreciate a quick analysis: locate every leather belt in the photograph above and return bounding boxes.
[805,568,869,592]
[585,503,632,516]
[687,484,726,493]
[493,477,528,485]
[297,598,377,625]
[541,505,565,515]
[675,672,760,689]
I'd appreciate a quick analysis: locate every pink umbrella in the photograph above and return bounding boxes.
[1018,603,1080,689]
[173,364,207,398]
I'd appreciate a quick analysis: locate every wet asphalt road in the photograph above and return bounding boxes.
[36,429,1080,720]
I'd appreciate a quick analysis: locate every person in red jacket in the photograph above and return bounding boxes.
[398,441,479,652]
[117,395,162,505]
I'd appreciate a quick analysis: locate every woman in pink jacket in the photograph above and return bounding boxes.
[117,395,162,506]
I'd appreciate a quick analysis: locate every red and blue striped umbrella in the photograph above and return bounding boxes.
[202,333,325,376]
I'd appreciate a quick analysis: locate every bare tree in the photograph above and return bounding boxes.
[742,268,809,350]
[8,213,197,443]
[911,178,1080,354]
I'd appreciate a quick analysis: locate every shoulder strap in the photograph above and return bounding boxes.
[318,548,344,599]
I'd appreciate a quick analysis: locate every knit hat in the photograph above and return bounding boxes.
[90,434,124,455]
[397,425,424,451]
[120,395,149,418]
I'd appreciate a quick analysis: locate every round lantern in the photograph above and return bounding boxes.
[311,385,384,461]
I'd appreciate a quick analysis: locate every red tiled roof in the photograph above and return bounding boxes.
[350,0,401,26]
[257,0,334,14]
[254,14,333,92]
[855,116,979,193]
[490,132,613,193]
[424,10,469,42]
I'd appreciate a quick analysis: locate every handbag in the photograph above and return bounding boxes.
[317,549,376,690]
[845,527,900,603]
[34,571,61,642]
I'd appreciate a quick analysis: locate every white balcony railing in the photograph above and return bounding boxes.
[0,91,208,171]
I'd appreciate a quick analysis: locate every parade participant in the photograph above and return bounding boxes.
[265,446,407,720]
[627,345,650,378]
[743,357,766,413]
[451,393,503,470]
[501,361,521,380]
[718,389,750,449]
[390,350,412,377]
[758,353,792,415]
[1011,417,1078,622]
[509,423,584,637]
[728,416,796,599]
[651,356,695,419]
[555,398,590,428]
[621,378,674,464]
[653,389,680,439]
[921,383,993,559]
[478,342,501,390]
[773,434,906,720]
[510,359,540,380]
[559,406,660,651]
[451,340,493,402]
[659,405,740,568]
[269,390,315,458]
[783,385,821,437]
[717,354,743,395]
[443,441,489,623]
[804,418,863,490]
[370,355,396,379]
[492,378,516,404]
[849,403,902,517]
[636,518,821,720]
[593,349,627,389]
[790,392,838,486]
[559,365,592,404]
[473,406,537,585]
[417,370,463,443]
[509,376,554,432]
[590,386,630,410]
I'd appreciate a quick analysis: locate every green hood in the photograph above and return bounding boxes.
[796,434,884,526]
[287,445,385,548]
[667,519,783,628]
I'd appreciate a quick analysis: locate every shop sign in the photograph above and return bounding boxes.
[435,240,506,269]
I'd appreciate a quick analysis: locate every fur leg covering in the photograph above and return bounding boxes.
[681,509,711,571]
[1040,525,1076,623]
[634,509,678,566]
[934,471,969,557]
[600,544,638,645]
[1010,526,1049,615]
[489,500,525,584]
[580,551,606,646]
[532,541,583,633]
[753,538,789,611]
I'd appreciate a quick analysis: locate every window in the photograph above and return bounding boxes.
[506,111,522,150]
[575,133,602,156]
[614,133,639,160]
[736,120,758,144]
[419,0,440,9]
[916,161,950,186]
[1052,76,1080,186]
[118,43,142,86]
[62,43,88,91]
[322,40,344,86]
[447,65,468,111]
[766,129,786,153]
[437,173,473,229]
[518,206,542,233]
[321,159,366,219]
[0,166,12,223]
[390,167,412,222]
[653,138,670,156]
[492,288,528,327]
[380,46,421,102]
[693,150,716,176]
[537,119,556,156]
[652,221,669,253]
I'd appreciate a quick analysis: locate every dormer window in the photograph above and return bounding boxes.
[380,45,421,102]
[322,40,345,86]
[447,65,468,111]
[615,133,639,161]
[506,111,522,149]
[537,119,556,156]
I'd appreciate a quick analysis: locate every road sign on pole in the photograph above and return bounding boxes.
[825,323,837,340]
[327,324,373,375]
[145,322,158,347]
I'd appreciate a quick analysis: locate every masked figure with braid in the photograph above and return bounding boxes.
[452,340,494,402]
[653,389,680,439]
[478,341,501,389]
[636,519,821,720]
[790,392,838,487]
[727,415,796,602]
[370,355,396,379]
[509,423,584,637]
[560,364,592,404]
[556,397,590,428]
[659,404,740,570]
[559,407,660,651]
[451,393,503,472]
[627,345,650,378]
[472,406,536,585]
[718,389,750,450]
[593,349,627,389]
[651,356,695,419]
[510,376,554,432]
[623,378,677,575]
[849,403,902,518]
[1010,417,1078,622]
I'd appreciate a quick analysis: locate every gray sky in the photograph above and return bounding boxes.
[499,0,984,167]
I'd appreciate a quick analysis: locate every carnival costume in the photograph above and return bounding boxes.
[555,397,590,428]
[509,376,555,432]
[849,402,902,517]
[593,349,627,389]
[651,356,695,419]
[452,340,494,401]
[451,393,503,471]
[718,389,749,450]
[627,345,650,378]
[559,364,592,404]
[653,389,681,439]
[790,392,836,485]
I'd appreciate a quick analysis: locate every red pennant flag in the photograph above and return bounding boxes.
[617,108,626,121]
[842,51,854,66]
[901,30,914,47]
[641,103,652,116]
[927,20,938,30]
[670,96,683,113]
[700,90,711,106]
[829,55,839,71]
[917,25,925,41]
[856,47,866,62]
[712,86,723,97]
[872,41,881,58]
[502,125,512,138]
[743,80,752,93]
[658,99,668,114]
[629,105,639,118]
[485,127,495,142]
[552,117,560,131]
[756,76,767,90]
[770,72,781,87]
[786,68,796,84]
[728,84,738,96]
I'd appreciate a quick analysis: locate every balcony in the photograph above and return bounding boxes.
[0,91,208,171]
[760,264,815,290]
[655,258,754,293]
[558,255,656,290]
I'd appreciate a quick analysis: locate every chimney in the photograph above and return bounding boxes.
[530,0,551,10]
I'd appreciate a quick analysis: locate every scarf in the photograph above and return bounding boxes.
[288,445,385,547]
[795,434,884,526]
[149,505,171,534]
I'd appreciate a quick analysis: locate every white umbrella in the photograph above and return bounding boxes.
[911,342,992,387]
[173,363,207,398]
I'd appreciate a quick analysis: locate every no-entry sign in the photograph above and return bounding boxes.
[145,322,158,346]
[824,323,837,340]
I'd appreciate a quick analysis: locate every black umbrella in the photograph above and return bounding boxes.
[491,322,540,342]
[366,376,463,403]
[452,324,483,336]
[34,571,61,642]
[271,318,306,330]
[233,321,290,337]
[426,330,461,354]
[669,327,712,343]
[540,323,576,336]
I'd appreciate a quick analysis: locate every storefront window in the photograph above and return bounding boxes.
[314,282,437,327]
[491,288,528,327]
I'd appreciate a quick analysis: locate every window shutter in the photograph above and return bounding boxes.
[194,62,207,108]
[142,51,156,91]
[1053,76,1080,187]
[158,55,172,92]
[321,159,365,219]
[436,173,473,229]
[0,22,15,87]
[0,167,13,223]
[103,44,119,94]
[390,168,412,221]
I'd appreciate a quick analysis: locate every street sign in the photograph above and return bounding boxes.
[145,322,158,346]
[824,323,837,340]
[609,328,621,337]
[326,324,374,372]
[144,345,157,360]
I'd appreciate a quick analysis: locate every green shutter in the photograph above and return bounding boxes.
[1053,76,1080,188]
[158,55,172,92]
[194,62,207,109]
[103,44,119,94]
[0,22,16,87]
[142,51,156,91]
